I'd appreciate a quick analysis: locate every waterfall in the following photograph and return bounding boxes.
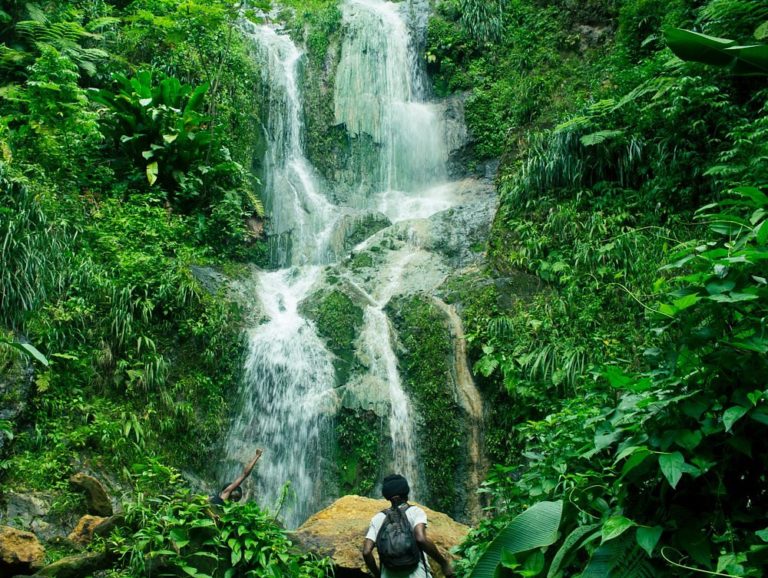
[222,268,335,528]
[335,0,448,198]
[221,23,339,529]
[244,23,338,267]
[222,0,478,527]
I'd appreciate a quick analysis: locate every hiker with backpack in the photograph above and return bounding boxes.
[362,474,455,578]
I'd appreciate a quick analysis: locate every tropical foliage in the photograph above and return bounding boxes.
[0,0,269,568]
[441,0,768,576]
[108,462,332,578]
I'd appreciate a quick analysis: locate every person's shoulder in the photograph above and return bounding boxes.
[406,504,428,524]
[371,511,387,523]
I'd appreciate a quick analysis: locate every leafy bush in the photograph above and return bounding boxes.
[109,463,332,578]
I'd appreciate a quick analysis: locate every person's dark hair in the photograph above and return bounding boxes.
[382,474,409,501]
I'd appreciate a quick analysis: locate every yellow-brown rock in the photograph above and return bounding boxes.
[294,495,469,577]
[0,525,45,575]
[67,515,107,547]
[69,473,113,516]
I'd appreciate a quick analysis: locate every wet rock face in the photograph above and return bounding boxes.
[329,211,392,255]
[4,491,52,526]
[294,495,468,578]
[69,473,113,517]
[0,491,66,543]
[190,265,227,295]
[0,525,45,576]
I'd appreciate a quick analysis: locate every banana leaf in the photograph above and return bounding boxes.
[665,28,768,76]
[469,500,563,578]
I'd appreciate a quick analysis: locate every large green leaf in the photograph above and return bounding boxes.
[547,523,600,578]
[659,452,684,488]
[601,516,636,543]
[0,337,49,366]
[469,501,563,578]
[636,526,663,557]
[665,28,736,65]
[665,28,768,76]
[582,533,656,578]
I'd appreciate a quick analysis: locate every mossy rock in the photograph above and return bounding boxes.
[335,408,383,496]
[300,289,364,385]
[387,295,466,515]
[330,211,391,257]
[349,251,375,271]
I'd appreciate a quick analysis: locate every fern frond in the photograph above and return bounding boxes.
[246,189,265,218]
[24,3,49,25]
[0,45,29,70]
[85,16,121,32]
[488,316,515,338]
[15,19,46,40]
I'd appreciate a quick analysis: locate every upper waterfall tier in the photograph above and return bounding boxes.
[335,0,447,193]
[243,23,337,267]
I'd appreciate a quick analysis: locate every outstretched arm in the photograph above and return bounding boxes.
[220,449,263,500]
[414,524,454,577]
[362,538,380,578]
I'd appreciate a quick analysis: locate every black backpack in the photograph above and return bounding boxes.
[376,504,423,571]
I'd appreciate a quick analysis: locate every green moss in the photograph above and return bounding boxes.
[388,296,464,513]
[349,251,375,270]
[301,290,364,385]
[335,408,382,495]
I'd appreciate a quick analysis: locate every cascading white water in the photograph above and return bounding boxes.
[222,0,472,527]
[221,23,339,529]
[222,268,335,528]
[335,0,448,196]
[357,250,422,491]
[244,23,338,267]
[361,308,419,486]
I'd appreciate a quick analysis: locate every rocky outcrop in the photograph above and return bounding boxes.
[67,515,107,548]
[92,513,125,539]
[294,495,468,577]
[422,179,497,268]
[190,265,227,295]
[3,491,51,527]
[432,297,487,524]
[329,211,391,256]
[0,525,45,576]
[69,473,112,517]
[38,552,109,578]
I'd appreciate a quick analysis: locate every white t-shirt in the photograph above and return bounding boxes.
[366,504,431,578]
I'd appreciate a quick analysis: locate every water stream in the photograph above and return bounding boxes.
[221,0,478,527]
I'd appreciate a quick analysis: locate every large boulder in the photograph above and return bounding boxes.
[294,495,468,577]
[69,473,112,517]
[67,515,107,548]
[0,525,45,575]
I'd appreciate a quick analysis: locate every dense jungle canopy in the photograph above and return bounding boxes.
[1,0,767,577]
